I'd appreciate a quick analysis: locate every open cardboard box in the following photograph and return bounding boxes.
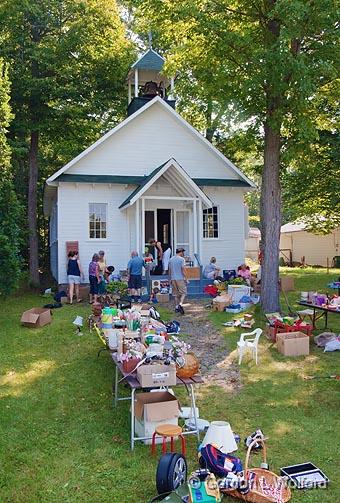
[134,390,179,423]
[276,331,309,356]
[21,308,52,328]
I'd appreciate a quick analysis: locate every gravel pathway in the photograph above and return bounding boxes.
[169,300,241,392]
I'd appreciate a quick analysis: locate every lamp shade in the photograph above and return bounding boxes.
[201,421,238,454]
[73,316,83,327]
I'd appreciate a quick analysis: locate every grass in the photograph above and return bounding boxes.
[0,268,339,502]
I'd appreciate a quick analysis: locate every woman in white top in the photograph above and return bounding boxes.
[162,245,172,274]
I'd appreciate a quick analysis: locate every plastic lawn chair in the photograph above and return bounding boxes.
[237,328,263,365]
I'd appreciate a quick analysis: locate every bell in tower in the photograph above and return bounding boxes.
[126,42,176,116]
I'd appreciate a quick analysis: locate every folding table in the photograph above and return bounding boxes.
[111,354,203,450]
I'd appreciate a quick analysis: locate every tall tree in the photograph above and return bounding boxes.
[0,0,133,285]
[0,60,22,295]
[126,0,338,311]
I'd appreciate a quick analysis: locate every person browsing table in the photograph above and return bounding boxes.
[169,247,187,314]
[127,251,144,302]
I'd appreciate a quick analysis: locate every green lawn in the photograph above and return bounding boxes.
[0,268,339,502]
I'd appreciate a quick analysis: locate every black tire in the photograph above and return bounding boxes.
[156,453,187,495]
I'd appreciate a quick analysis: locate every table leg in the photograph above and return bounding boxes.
[131,388,135,451]
[114,364,118,407]
[313,308,316,330]
[189,384,200,443]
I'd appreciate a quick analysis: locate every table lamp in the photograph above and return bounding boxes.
[201,421,238,454]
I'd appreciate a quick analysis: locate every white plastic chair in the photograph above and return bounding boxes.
[237,328,263,365]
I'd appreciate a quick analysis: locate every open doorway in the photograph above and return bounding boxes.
[157,209,172,248]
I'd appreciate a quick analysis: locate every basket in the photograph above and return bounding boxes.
[224,439,291,503]
[176,352,200,379]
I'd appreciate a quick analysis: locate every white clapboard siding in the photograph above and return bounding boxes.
[200,187,245,270]
[66,103,239,179]
[57,183,133,283]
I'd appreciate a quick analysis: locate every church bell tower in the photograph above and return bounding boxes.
[126,44,176,116]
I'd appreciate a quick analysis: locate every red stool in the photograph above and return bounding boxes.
[151,424,186,456]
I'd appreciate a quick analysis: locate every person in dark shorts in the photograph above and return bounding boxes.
[88,253,100,304]
[127,251,144,302]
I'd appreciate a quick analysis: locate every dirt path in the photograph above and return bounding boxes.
[170,300,241,392]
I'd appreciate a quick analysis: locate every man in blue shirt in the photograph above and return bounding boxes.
[127,251,144,301]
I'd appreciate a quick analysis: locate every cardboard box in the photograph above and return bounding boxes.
[137,363,177,387]
[156,293,170,303]
[21,308,52,328]
[280,276,295,292]
[60,296,68,304]
[134,416,178,445]
[184,266,201,280]
[134,391,179,422]
[276,331,309,356]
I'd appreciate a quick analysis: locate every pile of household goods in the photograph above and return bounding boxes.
[314,332,340,352]
[207,282,260,313]
[152,422,329,502]
[301,290,340,310]
[94,304,199,384]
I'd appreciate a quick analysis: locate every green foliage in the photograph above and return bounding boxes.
[105,280,128,297]
[0,60,22,295]
[0,0,135,266]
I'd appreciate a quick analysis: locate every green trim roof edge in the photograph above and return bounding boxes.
[57,174,251,188]
[57,174,145,184]
[118,162,168,209]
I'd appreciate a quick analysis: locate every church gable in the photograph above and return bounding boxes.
[59,100,242,181]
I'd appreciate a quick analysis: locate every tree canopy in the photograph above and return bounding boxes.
[0,0,134,284]
[125,0,339,310]
[0,60,22,295]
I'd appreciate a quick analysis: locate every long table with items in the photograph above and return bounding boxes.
[298,301,340,329]
[111,353,203,450]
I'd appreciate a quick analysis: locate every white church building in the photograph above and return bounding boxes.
[44,48,255,284]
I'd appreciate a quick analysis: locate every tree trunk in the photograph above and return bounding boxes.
[260,122,281,312]
[28,130,40,286]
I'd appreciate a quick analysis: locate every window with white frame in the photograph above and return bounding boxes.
[203,206,219,238]
[89,203,107,239]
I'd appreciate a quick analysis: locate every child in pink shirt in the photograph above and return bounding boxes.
[238,264,252,286]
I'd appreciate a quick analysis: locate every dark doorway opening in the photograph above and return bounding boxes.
[157,209,172,248]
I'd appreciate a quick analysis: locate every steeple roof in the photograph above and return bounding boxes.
[131,48,164,71]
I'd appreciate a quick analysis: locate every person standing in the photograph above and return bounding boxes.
[149,239,163,275]
[98,250,107,295]
[67,251,84,304]
[88,253,100,304]
[162,245,172,275]
[168,247,187,314]
[127,251,144,302]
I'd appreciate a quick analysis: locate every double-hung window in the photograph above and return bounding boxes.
[89,203,107,239]
[203,206,219,238]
